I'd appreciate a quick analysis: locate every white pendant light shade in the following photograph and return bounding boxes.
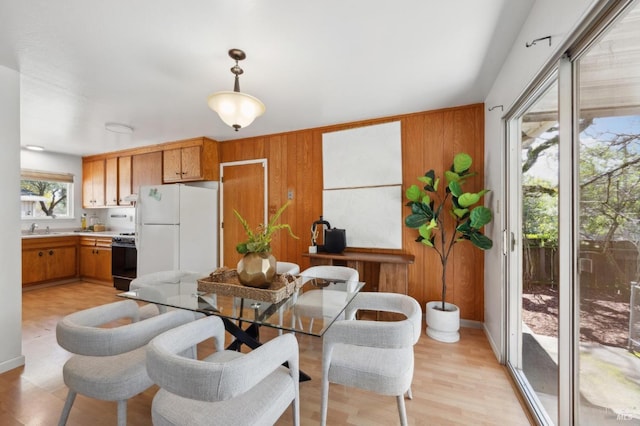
[208,48,265,131]
[207,91,265,130]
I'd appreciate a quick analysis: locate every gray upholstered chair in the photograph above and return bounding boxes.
[293,265,359,333]
[130,270,210,312]
[56,300,196,426]
[320,292,422,426]
[146,315,300,426]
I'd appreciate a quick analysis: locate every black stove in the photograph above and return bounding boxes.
[112,233,136,247]
[112,233,137,290]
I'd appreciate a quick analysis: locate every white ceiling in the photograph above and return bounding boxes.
[0,0,533,156]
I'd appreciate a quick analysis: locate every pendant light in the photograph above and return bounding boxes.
[207,49,265,131]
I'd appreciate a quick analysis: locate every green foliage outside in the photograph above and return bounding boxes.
[21,179,68,217]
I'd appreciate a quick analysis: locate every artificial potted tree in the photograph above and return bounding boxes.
[234,201,298,288]
[404,152,493,342]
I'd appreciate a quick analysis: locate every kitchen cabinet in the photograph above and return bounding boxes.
[162,138,219,183]
[79,236,113,284]
[82,159,106,207]
[118,155,133,205]
[132,151,162,194]
[22,237,78,287]
[82,137,218,198]
[105,157,119,206]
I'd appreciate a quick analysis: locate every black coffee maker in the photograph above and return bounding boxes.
[311,216,346,253]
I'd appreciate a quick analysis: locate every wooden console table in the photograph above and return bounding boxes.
[302,251,415,295]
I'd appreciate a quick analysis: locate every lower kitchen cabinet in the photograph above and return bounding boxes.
[79,236,113,284]
[22,237,78,287]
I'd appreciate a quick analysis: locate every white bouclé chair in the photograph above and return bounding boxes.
[146,315,300,426]
[56,300,196,426]
[320,292,422,426]
[293,265,359,333]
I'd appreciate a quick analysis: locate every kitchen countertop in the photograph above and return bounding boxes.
[21,230,125,239]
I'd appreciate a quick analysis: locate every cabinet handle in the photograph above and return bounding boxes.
[49,250,54,255]
[181,171,187,175]
[38,251,43,257]
[175,171,180,175]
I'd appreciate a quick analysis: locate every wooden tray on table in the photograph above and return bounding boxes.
[197,268,301,304]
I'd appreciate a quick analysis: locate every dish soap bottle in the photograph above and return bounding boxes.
[81,213,87,230]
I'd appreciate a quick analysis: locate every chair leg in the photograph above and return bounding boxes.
[58,389,77,426]
[396,394,408,426]
[320,380,330,426]
[406,386,413,400]
[117,400,127,426]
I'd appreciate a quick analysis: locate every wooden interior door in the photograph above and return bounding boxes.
[220,160,266,268]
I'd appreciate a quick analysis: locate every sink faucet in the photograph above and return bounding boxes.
[30,223,38,233]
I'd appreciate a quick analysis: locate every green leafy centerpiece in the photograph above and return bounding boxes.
[234,201,298,288]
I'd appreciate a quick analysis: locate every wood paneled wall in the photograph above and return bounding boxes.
[219,103,485,321]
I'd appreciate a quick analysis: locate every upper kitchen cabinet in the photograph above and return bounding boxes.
[82,159,105,208]
[118,155,133,205]
[162,138,219,183]
[82,137,219,203]
[105,157,119,206]
[132,151,162,192]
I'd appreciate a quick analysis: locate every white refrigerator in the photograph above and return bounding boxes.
[136,184,218,277]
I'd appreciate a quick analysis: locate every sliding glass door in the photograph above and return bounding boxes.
[508,78,560,424]
[506,1,640,423]
[576,4,640,421]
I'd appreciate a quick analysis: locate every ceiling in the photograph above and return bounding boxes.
[0,0,534,156]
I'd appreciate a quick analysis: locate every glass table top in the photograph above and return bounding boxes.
[118,272,364,337]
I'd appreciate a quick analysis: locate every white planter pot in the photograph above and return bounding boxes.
[425,301,460,343]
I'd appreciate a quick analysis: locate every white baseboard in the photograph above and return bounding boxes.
[483,323,504,364]
[0,354,25,374]
[460,319,483,329]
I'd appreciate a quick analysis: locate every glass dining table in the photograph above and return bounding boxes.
[118,270,364,380]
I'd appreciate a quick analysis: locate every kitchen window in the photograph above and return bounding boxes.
[20,169,74,219]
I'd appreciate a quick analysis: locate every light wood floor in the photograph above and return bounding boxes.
[1,281,532,425]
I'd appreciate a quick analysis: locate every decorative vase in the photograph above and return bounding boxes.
[425,301,460,343]
[237,252,276,288]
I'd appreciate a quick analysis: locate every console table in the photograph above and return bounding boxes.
[302,251,415,295]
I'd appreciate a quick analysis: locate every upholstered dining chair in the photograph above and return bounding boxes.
[320,292,422,426]
[56,299,196,426]
[130,270,210,312]
[292,265,359,333]
[146,314,300,426]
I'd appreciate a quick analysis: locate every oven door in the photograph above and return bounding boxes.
[112,240,137,291]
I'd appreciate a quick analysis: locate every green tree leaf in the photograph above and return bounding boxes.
[470,232,493,250]
[405,184,422,202]
[470,206,493,228]
[449,180,462,197]
[453,208,469,218]
[453,152,472,173]
[458,192,481,207]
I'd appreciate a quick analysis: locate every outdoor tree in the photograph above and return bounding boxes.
[21,179,67,217]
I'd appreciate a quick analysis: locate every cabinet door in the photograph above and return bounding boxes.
[132,151,162,194]
[82,159,106,207]
[163,148,182,182]
[180,146,203,180]
[22,248,47,285]
[47,246,78,280]
[105,157,119,206]
[118,156,133,205]
[94,247,113,282]
[79,245,98,278]
[80,238,112,283]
